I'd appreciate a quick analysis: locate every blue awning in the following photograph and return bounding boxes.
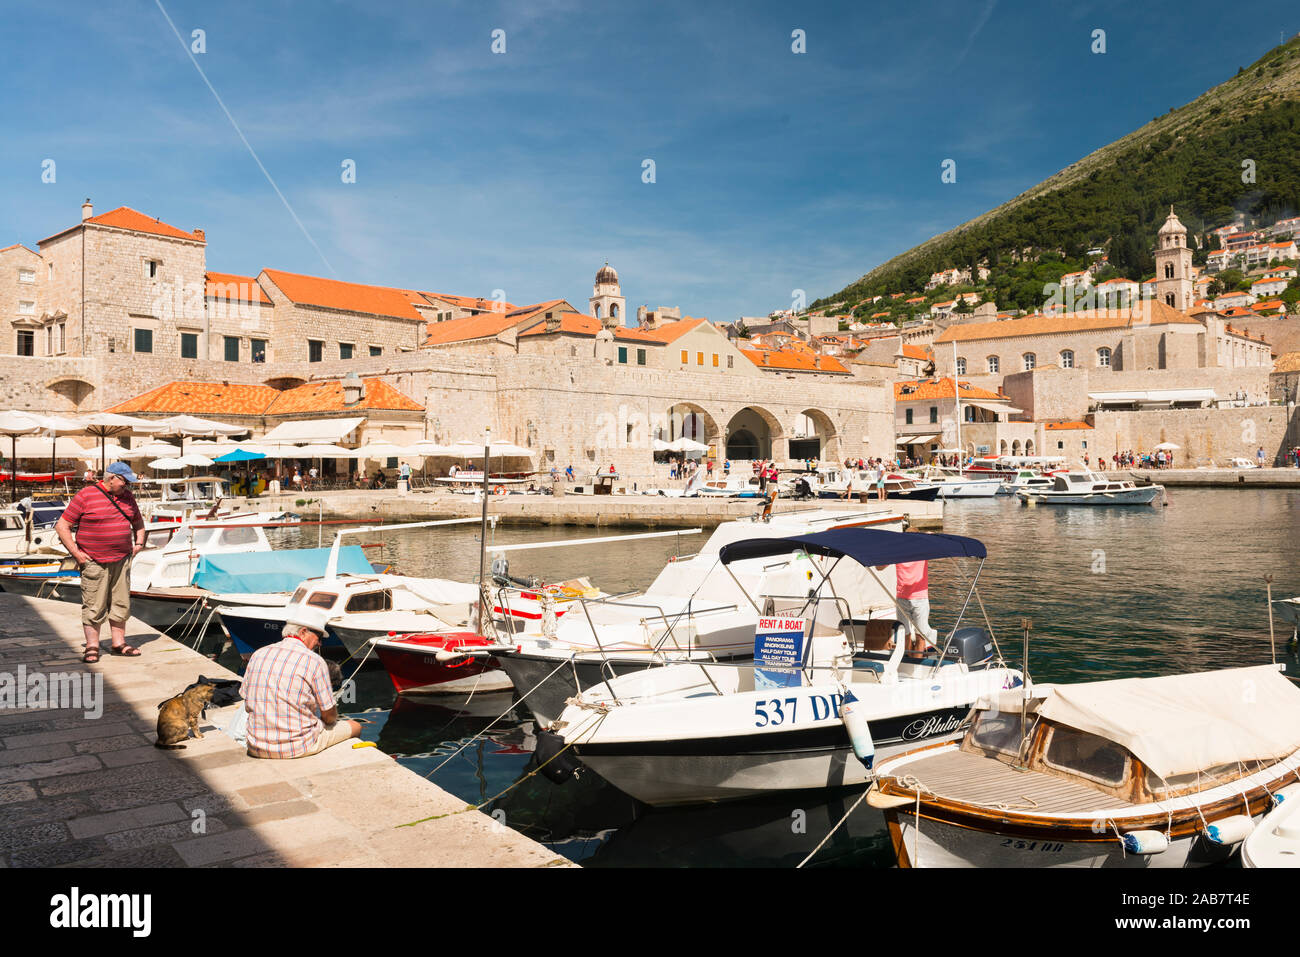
[718,527,986,566]
[192,545,374,593]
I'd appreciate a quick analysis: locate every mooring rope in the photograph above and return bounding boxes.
[420,654,577,779]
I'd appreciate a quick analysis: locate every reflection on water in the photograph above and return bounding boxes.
[248,490,1300,866]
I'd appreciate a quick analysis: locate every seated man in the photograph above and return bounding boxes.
[243,607,361,759]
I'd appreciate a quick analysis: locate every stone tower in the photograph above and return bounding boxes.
[1154,206,1193,312]
[589,261,626,329]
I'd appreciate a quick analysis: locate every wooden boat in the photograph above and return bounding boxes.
[871,665,1300,867]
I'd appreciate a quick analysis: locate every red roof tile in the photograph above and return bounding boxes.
[739,349,849,374]
[1044,420,1093,430]
[105,377,422,417]
[41,206,205,244]
[262,269,426,321]
[894,377,1004,401]
[425,299,574,345]
[934,301,1201,343]
[205,272,271,304]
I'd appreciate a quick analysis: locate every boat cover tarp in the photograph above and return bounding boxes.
[719,527,986,566]
[377,575,479,606]
[1036,665,1300,780]
[192,546,373,594]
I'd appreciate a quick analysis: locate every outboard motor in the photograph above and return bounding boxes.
[945,627,995,668]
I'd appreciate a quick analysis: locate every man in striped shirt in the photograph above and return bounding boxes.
[243,607,361,759]
[55,461,147,662]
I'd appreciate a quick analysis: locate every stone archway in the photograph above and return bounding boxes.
[662,402,720,446]
[724,406,783,461]
[1011,439,1023,455]
[790,408,838,462]
[44,376,95,413]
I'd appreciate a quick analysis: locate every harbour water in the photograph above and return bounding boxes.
[234,488,1300,866]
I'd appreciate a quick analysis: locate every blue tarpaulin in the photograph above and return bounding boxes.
[192,546,374,594]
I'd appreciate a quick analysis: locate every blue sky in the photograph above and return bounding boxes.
[0,0,1292,321]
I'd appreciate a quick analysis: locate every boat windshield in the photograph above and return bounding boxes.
[1041,724,1129,787]
[966,710,1024,759]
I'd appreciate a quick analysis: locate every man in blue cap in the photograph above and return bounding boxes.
[55,461,147,662]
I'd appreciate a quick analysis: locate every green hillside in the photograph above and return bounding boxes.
[814,36,1300,311]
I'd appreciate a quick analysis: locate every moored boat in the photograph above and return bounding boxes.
[871,665,1300,867]
[1016,469,1163,506]
[546,526,1023,805]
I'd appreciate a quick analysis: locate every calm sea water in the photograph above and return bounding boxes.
[228,489,1300,867]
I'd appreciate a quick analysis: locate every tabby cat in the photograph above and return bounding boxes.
[155,683,216,750]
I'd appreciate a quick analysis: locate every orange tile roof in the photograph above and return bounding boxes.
[900,344,933,360]
[106,377,422,417]
[740,349,849,374]
[105,381,279,416]
[871,312,891,319]
[517,314,708,345]
[262,269,426,321]
[905,297,926,304]
[1222,307,1255,317]
[893,377,1005,401]
[422,292,517,313]
[265,378,423,415]
[934,301,1200,344]
[41,206,205,244]
[1044,420,1093,430]
[425,299,574,345]
[205,272,271,304]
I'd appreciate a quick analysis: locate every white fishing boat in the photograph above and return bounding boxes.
[1241,786,1300,867]
[997,468,1054,495]
[916,467,1003,498]
[1016,469,1163,506]
[871,665,1300,868]
[477,508,908,725]
[543,526,1023,805]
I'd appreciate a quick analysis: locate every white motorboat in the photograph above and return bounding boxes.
[997,468,1054,495]
[1241,786,1300,867]
[915,467,1003,498]
[1016,470,1163,506]
[871,665,1300,868]
[544,526,1023,805]
[0,498,66,558]
[482,507,909,725]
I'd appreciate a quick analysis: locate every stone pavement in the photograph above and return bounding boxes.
[0,593,571,868]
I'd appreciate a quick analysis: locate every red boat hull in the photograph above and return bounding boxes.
[373,631,512,695]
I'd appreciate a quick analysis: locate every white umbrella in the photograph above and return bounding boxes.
[667,437,708,454]
[653,439,671,452]
[148,457,187,470]
[353,441,423,459]
[127,441,182,458]
[1154,442,1180,451]
[294,444,354,458]
[0,412,44,502]
[449,441,533,459]
[412,441,461,456]
[154,414,246,437]
[79,412,168,473]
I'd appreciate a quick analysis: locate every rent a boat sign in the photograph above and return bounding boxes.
[754,617,806,689]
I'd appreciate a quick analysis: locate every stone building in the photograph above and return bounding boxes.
[1,202,895,480]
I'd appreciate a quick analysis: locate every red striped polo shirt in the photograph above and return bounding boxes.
[62,483,144,564]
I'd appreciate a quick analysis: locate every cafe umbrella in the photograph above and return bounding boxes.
[78,412,168,476]
[0,411,44,504]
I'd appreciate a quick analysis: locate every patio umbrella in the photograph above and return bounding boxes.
[666,437,708,454]
[0,411,43,504]
[153,414,247,457]
[1154,442,1180,451]
[126,441,182,458]
[20,413,86,495]
[214,448,268,497]
[79,412,168,475]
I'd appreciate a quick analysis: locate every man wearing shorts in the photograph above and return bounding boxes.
[896,560,937,653]
[243,607,361,759]
[55,461,146,662]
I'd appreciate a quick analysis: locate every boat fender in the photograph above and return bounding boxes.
[533,729,581,785]
[840,689,875,770]
[1270,784,1300,808]
[1202,814,1255,846]
[1120,830,1168,855]
[434,647,466,663]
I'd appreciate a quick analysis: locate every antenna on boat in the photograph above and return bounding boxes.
[1017,617,1032,767]
[1266,575,1277,664]
[478,427,491,639]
